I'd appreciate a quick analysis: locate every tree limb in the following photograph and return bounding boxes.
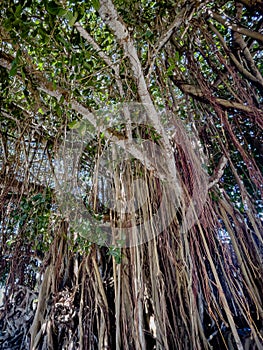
[146,6,190,81]
[208,22,263,89]
[0,56,175,184]
[74,22,125,97]
[210,11,263,42]
[98,0,182,195]
[208,156,228,189]
[174,80,263,116]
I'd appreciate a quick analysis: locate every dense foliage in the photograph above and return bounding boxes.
[0,0,262,349]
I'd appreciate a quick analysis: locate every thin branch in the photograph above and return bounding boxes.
[75,22,114,68]
[232,30,263,86]
[208,155,228,189]
[74,22,125,97]
[174,80,263,116]
[210,11,263,42]
[0,56,174,183]
[215,98,263,115]
[208,22,263,89]
[146,1,208,81]
[146,10,188,82]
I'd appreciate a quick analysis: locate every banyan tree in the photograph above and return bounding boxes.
[0,0,262,349]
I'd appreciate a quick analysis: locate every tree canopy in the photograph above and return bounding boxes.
[0,0,262,349]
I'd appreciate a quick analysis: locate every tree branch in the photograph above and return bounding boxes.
[174,80,263,116]
[208,155,228,189]
[0,56,176,184]
[74,22,125,97]
[238,0,263,11]
[210,11,263,42]
[208,22,263,89]
[146,7,189,81]
[232,30,263,86]
[98,0,182,195]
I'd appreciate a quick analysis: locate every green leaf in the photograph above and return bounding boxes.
[71,54,77,66]
[56,105,62,117]
[9,49,21,76]
[45,1,62,15]
[68,120,80,129]
[65,11,73,21]
[14,4,22,18]
[58,8,67,17]
[9,62,18,77]
[108,247,122,263]
[68,11,78,26]
[57,34,70,48]
[59,94,65,103]
[16,49,22,61]
[145,29,153,38]
[3,18,12,30]
[6,239,16,247]
[32,193,45,204]
[92,0,100,11]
